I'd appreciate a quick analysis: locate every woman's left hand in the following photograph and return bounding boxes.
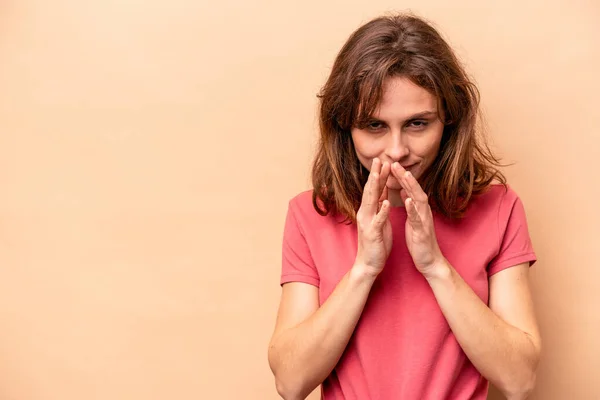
[391,162,446,277]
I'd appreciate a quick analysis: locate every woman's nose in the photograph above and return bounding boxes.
[385,133,409,161]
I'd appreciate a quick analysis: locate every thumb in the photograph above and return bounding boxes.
[377,186,389,212]
[400,188,409,204]
[374,199,390,229]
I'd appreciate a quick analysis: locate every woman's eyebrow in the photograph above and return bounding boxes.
[371,110,438,122]
[405,110,438,119]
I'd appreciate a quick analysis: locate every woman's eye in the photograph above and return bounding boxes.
[409,120,428,129]
[367,122,384,131]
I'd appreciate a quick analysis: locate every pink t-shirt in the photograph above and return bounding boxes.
[279,184,536,400]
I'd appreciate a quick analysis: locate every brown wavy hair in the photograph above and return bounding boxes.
[311,13,506,222]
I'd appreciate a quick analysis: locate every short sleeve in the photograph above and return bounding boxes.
[280,201,320,287]
[487,192,537,276]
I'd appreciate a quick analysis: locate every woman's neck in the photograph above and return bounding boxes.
[387,189,405,207]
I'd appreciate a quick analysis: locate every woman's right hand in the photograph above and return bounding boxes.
[354,158,393,278]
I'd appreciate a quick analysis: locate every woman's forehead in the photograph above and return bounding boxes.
[370,76,438,120]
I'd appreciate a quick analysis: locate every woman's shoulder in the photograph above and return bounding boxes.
[477,182,521,202]
[287,189,315,213]
[286,189,344,228]
[285,189,317,223]
[466,183,524,218]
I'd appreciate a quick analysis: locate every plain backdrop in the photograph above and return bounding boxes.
[0,0,599,399]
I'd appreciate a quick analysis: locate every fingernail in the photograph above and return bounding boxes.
[405,171,411,178]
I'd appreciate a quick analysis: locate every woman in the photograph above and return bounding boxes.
[268,13,541,400]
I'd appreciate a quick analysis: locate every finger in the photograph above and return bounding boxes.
[378,161,390,200]
[366,170,379,214]
[391,162,410,193]
[371,157,382,175]
[378,185,389,203]
[399,188,409,204]
[374,199,390,229]
[377,185,388,213]
[362,158,381,215]
[405,197,423,227]
[391,162,423,203]
[360,158,379,203]
[404,171,428,203]
[379,161,391,190]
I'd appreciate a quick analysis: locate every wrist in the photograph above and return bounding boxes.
[350,263,379,284]
[422,258,452,283]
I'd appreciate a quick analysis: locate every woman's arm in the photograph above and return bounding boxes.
[268,265,376,400]
[389,163,541,400]
[425,261,541,400]
[269,159,393,400]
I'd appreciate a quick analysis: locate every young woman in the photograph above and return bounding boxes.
[268,13,541,400]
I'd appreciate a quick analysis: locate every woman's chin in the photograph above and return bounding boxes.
[385,178,403,190]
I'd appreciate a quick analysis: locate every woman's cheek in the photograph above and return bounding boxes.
[361,138,385,159]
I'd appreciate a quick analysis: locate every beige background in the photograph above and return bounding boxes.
[0,0,598,399]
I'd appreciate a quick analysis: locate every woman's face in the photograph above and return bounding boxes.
[351,76,445,190]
